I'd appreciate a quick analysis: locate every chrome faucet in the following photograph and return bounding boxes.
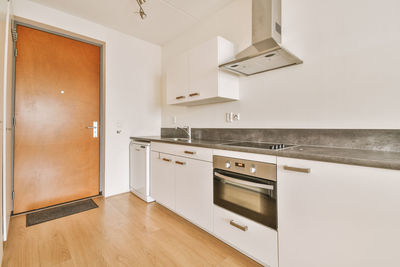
[175,126,191,139]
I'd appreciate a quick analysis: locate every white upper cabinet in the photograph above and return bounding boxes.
[166,36,239,106]
[166,53,189,105]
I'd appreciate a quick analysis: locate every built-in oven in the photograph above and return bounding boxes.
[213,155,277,230]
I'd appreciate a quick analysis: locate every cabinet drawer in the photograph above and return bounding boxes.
[151,142,212,162]
[213,205,278,267]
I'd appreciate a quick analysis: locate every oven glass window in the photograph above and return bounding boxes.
[214,169,277,229]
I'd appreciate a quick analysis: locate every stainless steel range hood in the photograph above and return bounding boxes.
[219,0,302,76]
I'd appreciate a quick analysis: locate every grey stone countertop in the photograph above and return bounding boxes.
[131,136,400,171]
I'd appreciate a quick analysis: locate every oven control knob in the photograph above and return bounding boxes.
[225,162,231,168]
[250,165,257,174]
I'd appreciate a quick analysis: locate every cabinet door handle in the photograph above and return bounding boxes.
[283,165,311,173]
[162,158,172,162]
[230,220,248,231]
[184,150,196,155]
[175,161,186,165]
[176,96,186,100]
[189,92,200,97]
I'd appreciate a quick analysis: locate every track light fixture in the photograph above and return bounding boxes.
[136,0,147,19]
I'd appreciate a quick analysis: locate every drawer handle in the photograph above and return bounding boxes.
[283,165,311,173]
[175,161,186,165]
[162,158,172,162]
[189,92,200,97]
[230,220,248,232]
[176,96,186,100]
[184,150,196,155]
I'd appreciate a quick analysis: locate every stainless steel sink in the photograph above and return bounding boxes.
[166,138,192,143]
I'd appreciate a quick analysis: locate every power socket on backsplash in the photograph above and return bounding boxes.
[226,112,240,123]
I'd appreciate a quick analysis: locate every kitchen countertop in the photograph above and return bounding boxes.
[131,136,400,170]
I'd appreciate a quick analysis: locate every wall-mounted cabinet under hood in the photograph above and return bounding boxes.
[219,0,302,76]
[166,36,239,106]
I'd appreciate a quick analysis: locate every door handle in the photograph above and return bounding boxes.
[214,172,274,190]
[87,121,98,138]
[184,150,196,155]
[189,92,200,97]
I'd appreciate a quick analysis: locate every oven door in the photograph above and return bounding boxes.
[213,169,277,229]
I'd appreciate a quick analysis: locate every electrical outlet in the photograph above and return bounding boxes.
[226,112,240,122]
[232,113,240,121]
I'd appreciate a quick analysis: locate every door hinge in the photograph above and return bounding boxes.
[12,191,15,200]
[12,117,16,126]
[11,27,17,42]
[14,48,17,57]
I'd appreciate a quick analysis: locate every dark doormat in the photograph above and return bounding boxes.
[26,199,98,227]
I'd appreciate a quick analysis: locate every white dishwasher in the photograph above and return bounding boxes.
[129,140,154,202]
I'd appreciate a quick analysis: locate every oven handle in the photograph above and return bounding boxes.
[214,172,274,191]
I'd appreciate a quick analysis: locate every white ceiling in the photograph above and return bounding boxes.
[29,0,235,45]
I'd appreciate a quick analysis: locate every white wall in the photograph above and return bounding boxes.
[2,0,12,242]
[13,0,162,197]
[0,0,9,250]
[162,0,400,129]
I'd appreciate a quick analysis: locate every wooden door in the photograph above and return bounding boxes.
[13,25,100,213]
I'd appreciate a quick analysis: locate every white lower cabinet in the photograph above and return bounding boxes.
[152,144,400,267]
[151,144,278,265]
[175,156,213,232]
[150,152,175,211]
[277,157,400,267]
[213,205,278,267]
[151,144,213,232]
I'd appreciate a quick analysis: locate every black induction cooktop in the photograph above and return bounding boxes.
[226,141,295,150]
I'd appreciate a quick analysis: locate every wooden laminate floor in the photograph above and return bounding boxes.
[2,193,261,267]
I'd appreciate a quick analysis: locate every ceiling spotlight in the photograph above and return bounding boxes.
[136,0,147,19]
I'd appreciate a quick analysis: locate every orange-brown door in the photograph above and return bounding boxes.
[13,25,100,213]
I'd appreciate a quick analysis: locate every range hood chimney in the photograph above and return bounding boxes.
[219,0,302,76]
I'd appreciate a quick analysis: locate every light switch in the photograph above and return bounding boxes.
[226,112,233,123]
[116,120,123,129]
[116,120,123,134]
